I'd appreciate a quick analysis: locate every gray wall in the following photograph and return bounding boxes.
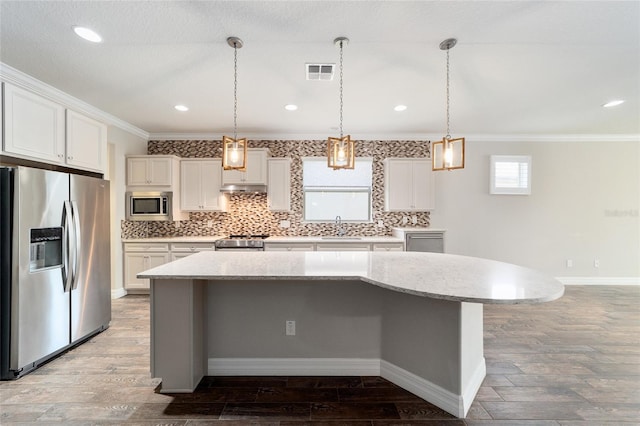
[430,140,639,280]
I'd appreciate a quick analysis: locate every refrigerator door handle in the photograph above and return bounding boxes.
[70,201,82,290]
[62,201,73,292]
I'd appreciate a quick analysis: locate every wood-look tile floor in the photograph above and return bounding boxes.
[1,286,638,425]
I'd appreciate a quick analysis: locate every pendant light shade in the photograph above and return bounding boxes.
[222,136,247,171]
[433,38,465,171]
[222,36,248,171]
[328,135,355,169]
[328,37,355,170]
[432,137,465,170]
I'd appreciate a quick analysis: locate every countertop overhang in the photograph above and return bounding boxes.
[138,251,564,305]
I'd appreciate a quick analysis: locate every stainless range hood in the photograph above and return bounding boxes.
[219,184,267,193]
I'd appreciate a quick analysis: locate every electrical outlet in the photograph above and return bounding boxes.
[566,259,573,268]
[402,216,409,225]
[280,220,291,228]
[286,320,296,336]
[594,259,600,268]
[377,220,384,228]
[411,215,417,225]
[207,220,213,228]
[175,221,181,228]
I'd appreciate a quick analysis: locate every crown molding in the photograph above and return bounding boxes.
[464,134,640,143]
[148,132,640,142]
[0,62,149,140]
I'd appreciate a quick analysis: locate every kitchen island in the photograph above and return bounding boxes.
[139,251,563,418]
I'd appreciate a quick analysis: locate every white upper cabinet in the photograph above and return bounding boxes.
[181,159,227,211]
[66,109,107,172]
[222,148,268,185]
[384,158,434,211]
[267,158,291,211]
[2,83,108,174]
[3,83,66,165]
[126,156,173,186]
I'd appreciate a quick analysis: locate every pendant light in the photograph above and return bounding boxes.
[328,37,355,170]
[432,38,465,171]
[222,36,248,171]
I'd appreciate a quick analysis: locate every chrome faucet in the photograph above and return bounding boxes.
[335,215,346,237]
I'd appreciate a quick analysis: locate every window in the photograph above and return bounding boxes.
[302,158,372,221]
[490,155,532,195]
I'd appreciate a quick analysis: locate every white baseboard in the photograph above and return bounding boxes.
[557,277,640,285]
[461,358,486,416]
[380,360,464,418]
[208,358,380,376]
[111,288,127,299]
[207,357,479,418]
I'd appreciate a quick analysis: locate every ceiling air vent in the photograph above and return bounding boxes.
[306,63,335,81]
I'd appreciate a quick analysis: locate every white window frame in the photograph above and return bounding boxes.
[302,157,373,222]
[490,155,532,195]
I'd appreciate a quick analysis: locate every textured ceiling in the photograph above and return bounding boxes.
[1,1,638,138]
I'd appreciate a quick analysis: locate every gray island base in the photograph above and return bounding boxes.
[140,251,564,418]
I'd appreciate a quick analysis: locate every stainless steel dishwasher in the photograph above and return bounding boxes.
[406,232,444,253]
[392,228,445,253]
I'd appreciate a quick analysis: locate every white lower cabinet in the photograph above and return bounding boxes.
[372,243,405,251]
[123,243,169,290]
[264,243,315,252]
[316,243,371,251]
[170,242,216,261]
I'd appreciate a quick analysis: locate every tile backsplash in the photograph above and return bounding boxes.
[121,139,431,239]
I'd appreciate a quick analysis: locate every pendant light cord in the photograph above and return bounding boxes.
[339,39,344,139]
[445,47,451,141]
[233,42,238,141]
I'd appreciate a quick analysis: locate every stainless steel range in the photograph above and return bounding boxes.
[214,235,269,251]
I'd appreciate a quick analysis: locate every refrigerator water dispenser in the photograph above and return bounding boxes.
[29,228,62,272]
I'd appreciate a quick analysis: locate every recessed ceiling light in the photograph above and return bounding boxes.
[73,26,102,43]
[602,100,625,108]
[174,105,189,112]
[394,105,407,112]
[284,104,298,111]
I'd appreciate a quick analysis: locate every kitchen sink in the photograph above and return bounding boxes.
[320,236,362,240]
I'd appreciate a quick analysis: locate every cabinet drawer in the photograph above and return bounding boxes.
[124,243,169,252]
[372,243,404,251]
[264,243,315,252]
[170,242,216,252]
[316,243,371,251]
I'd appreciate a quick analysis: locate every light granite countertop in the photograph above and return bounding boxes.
[264,236,404,243]
[391,227,446,232]
[138,251,564,304]
[122,235,404,243]
[122,236,227,243]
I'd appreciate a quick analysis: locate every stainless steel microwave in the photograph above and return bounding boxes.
[126,192,172,221]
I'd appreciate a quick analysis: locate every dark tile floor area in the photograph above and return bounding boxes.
[0,286,639,424]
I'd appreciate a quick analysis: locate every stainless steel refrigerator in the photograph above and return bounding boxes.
[0,166,111,379]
